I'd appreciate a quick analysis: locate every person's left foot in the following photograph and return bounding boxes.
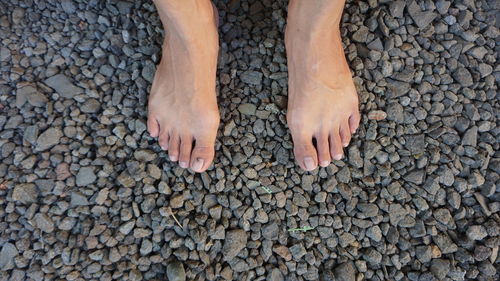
[285,0,361,171]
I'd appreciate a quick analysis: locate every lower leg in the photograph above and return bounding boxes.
[286,0,360,171]
[148,0,220,172]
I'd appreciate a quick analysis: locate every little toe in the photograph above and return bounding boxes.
[315,134,331,167]
[158,130,170,151]
[190,138,215,173]
[147,116,160,138]
[329,130,343,161]
[349,110,361,134]
[178,135,193,169]
[293,135,318,171]
[168,134,180,162]
[339,122,351,148]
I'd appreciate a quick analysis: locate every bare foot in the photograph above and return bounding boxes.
[286,0,361,171]
[148,0,219,172]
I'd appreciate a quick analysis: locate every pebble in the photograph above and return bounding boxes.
[35,127,63,151]
[407,0,437,28]
[44,74,83,98]
[12,183,39,204]
[272,245,292,261]
[467,225,488,241]
[238,103,257,115]
[76,167,97,186]
[167,261,186,281]
[33,213,55,233]
[267,268,284,281]
[240,70,263,85]
[70,191,90,207]
[81,99,101,113]
[452,67,474,87]
[333,262,356,281]
[430,259,450,280]
[289,243,307,261]
[0,243,18,270]
[222,229,247,261]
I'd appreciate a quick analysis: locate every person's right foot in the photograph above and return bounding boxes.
[148,0,219,173]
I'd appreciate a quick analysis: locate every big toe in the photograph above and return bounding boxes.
[190,137,215,173]
[147,115,160,138]
[293,135,319,171]
[349,110,361,134]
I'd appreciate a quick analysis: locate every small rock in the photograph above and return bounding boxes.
[56,163,71,180]
[0,243,18,270]
[367,110,387,120]
[363,248,382,265]
[407,1,437,28]
[119,220,135,235]
[272,245,292,261]
[134,150,156,162]
[238,103,257,115]
[140,239,153,255]
[12,183,39,204]
[333,261,356,281]
[70,191,89,207]
[467,225,488,241]
[462,126,478,146]
[430,259,450,280]
[76,167,96,186]
[452,67,474,87]
[240,70,263,85]
[61,0,77,13]
[267,268,284,281]
[81,99,101,113]
[222,229,247,261]
[289,243,307,260]
[262,222,279,240]
[415,245,432,263]
[12,8,25,25]
[36,127,63,151]
[357,203,379,217]
[33,213,54,233]
[44,74,83,98]
[170,194,184,209]
[389,203,407,226]
[167,261,186,281]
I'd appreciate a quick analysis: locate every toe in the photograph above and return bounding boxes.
[158,130,170,151]
[292,134,318,171]
[147,116,160,138]
[178,135,193,169]
[329,129,343,161]
[349,110,361,134]
[339,121,351,148]
[315,134,331,167]
[168,133,180,162]
[190,137,215,173]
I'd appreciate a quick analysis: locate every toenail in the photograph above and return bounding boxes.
[343,143,348,147]
[334,154,342,160]
[192,158,204,172]
[179,161,188,168]
[169,155,178,161]
[161,145,167,150]
[320,161,330,167]
[304,157,315,171]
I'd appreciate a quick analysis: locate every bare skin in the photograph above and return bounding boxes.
[286,0,360,171]
[148,0,219,173]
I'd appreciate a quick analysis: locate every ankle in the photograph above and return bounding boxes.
[286,0,343,39]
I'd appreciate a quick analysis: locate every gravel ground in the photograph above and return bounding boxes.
[0,0,499,280]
